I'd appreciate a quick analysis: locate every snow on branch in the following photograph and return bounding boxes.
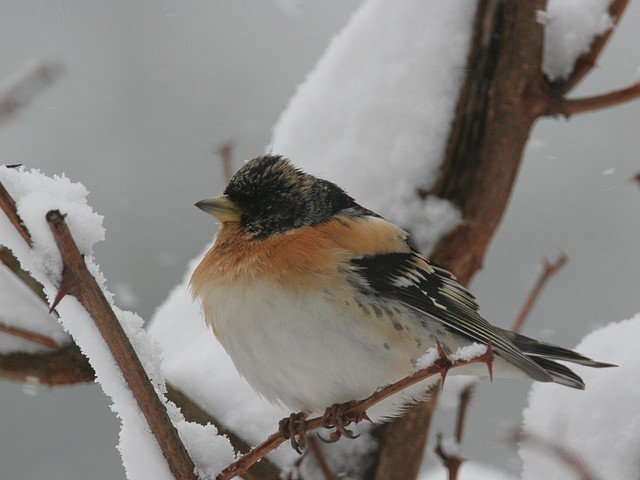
[0,166,234,479]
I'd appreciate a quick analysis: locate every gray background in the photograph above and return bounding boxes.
[1,1,638,478]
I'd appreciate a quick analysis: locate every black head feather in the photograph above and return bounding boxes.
[224,155,367,238]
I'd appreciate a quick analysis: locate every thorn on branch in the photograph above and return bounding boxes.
[44,208,197,479]
[435,338,453,387]
[49,266,79,313]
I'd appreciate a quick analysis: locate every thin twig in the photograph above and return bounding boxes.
[0,322,61,349]
[0,246,49,306]
[46,210,196,480]
[165,385,281,480]
[434,433,463,480]
[511,253,568,333]
[0,61,64,125]
[0,343,94,385]
[307,436,337,480]
[217,345,494,480]
[454,384,475,445]
[513,431,598,480]
[0,181,32,246]
[218,142,235,183]
[548,82,640,118]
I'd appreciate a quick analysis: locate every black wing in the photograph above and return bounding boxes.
[351,251,553,382]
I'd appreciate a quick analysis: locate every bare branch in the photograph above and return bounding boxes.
[0,61,64,125]
[514,431,598,480]
[217,141,235,183]
[307,436,337,480]
[454,384,475,446]
[0,246,48,305]
[511,253,568,333]
[0,181,32,246]
[46,210,196,480]
[0,322,61,349]
[547,82,640,118]
[0,344,94,385]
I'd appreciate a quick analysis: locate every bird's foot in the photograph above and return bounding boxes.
[278,412,309,454]
[318,401,369,444]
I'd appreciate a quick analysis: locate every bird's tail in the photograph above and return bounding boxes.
[498,328,615,389]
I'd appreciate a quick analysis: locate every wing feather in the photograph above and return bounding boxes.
[351,251,553,382]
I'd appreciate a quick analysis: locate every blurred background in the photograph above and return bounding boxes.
[1,1,638,478]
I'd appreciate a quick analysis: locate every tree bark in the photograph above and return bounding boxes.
[368,2,547,478]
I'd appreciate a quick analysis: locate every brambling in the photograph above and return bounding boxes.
[190,155,610,429]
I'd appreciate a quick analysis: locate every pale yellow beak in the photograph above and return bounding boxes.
[195,195,242,222]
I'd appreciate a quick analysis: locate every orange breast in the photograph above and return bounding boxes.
[190,215,410,295]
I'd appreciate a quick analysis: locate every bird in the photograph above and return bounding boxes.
[190,154,611,434]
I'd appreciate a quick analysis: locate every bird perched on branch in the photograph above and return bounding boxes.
[191,154,611,432]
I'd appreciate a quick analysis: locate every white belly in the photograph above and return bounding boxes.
[200,279,446,418]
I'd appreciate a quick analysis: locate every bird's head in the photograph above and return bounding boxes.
[195,155,360,238]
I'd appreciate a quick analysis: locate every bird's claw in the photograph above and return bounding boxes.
[279,412,309,454]
[319,401,364,443]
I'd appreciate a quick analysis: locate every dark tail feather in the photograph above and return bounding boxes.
[529,356,586,389]
[499,328,616,368]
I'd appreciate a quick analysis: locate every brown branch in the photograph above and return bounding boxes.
[434,433,464,480]
[454,384,475,446]
[0,246,49,306]
[46,210,196,480]
[513,431,597,480]
[0,343,94,385]
[0,322,61,349]
[0,181,32,246]
[165,385,281,480]
[0,184,273,478]
[551,0,630,94]
[218,142,235,183]
[307,436,337,480]
[217,346,493,480]
[511,253,568,333]
[547,82,640,118]
[0,62,64,125]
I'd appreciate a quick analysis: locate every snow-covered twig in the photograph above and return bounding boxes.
[45,210,197,479]
[0,181,32,245]
[549,0,630,93]
[434,433,463,480]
